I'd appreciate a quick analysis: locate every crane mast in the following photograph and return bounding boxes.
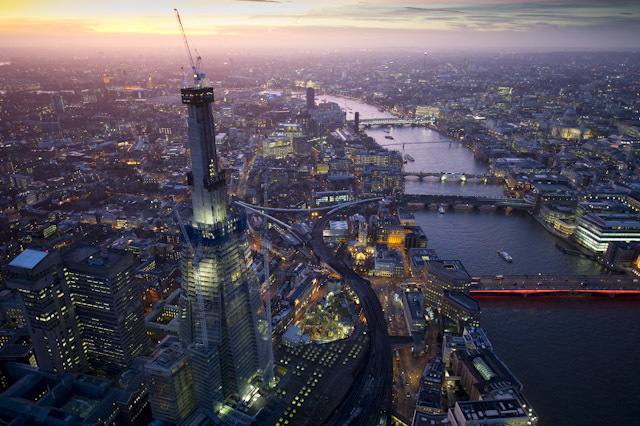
[262,172,275,385]
[174,8,204,87]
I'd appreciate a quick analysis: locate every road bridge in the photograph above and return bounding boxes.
[470,274,640,296]
[359,117,433,127]
[402,171,504,184]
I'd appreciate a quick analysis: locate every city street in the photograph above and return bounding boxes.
[368,277,428,419]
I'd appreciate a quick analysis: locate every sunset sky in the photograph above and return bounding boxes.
[1,0,639,53]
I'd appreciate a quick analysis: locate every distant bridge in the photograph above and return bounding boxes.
[358,117,433,127]
[400,194,534,210]
[402,171,504,184]
[470,274,640,296]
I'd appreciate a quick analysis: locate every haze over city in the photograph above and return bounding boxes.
[1,0,639,53]
[0,1,639,426]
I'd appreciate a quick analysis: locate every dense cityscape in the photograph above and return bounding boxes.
[1,7,640,425]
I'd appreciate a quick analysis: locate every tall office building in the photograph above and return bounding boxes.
[179,84,269,404]
[145,338,195,424]
[64,246,149,375]
[306,86,315,110]
[51,93,65,113]
[422,259,471,309]
[5,249,88,374]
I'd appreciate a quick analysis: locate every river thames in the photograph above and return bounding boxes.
[320,95,640,425]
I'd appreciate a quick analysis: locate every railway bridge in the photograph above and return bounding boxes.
[400,194,534,211]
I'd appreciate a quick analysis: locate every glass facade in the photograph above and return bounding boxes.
[178,86,270,406]
[6,250,87,374]
[64,247,149,375]
[576,213,640,252]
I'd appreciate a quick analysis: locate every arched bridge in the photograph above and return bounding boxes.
[402,171,504,184]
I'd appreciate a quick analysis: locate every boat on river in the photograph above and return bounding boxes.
[404,154,415,161]
[498,250,513,262]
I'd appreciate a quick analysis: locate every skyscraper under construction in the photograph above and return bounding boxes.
[178,83,270,408]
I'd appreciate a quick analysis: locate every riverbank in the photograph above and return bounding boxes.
[529,213,626,274]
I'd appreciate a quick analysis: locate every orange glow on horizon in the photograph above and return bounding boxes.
[0,0,637,52]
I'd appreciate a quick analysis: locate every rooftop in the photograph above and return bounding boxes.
[455,398,526,421]
[454,349,522,393]
[444,291,481,312]
[8,249,48,270]
[412,411,449,426]
[64,246,127,268]
[462,327,493,351]
[582,213,640,228]
[425,260,470,281]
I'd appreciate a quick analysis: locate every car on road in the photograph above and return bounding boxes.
[406,392,411,398]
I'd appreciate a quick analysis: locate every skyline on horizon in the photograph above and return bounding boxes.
[0,0,639,54]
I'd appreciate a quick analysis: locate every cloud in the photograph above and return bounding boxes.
[0,0,638,51]
[285,1,640,33]
[0,17,100,34]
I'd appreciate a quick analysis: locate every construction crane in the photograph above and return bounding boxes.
[174,207,209,351]
[262,172,275,385]
[174,8,204,88]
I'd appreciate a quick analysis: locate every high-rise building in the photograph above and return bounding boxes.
[422,260,471,309]
[179,84,270,404]
[441,291,481,335]
[145,338,195,424]
[306,87,315,110]
[0,362,150,425]
[51,93,65,113]
[64,246,149,375]
[5,249,88,374]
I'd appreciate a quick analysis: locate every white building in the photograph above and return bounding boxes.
[575,213,640,252]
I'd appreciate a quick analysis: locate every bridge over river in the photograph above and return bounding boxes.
[358,117,433,127]
[470,274,640,296]
[400,193,534,211]
[402,171,504,184]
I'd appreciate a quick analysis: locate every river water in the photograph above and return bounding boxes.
[321,95,640,425]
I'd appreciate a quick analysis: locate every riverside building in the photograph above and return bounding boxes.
[575,213,640,252]
[422,260,471,309]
